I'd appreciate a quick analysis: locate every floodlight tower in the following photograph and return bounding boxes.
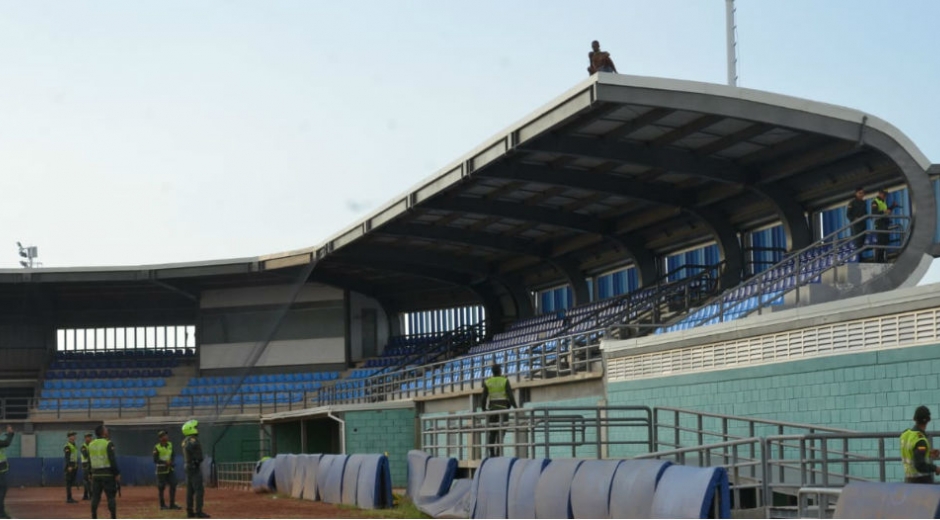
[16,241,40,268]
[726,0,738,87]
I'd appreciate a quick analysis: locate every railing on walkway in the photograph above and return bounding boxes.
[215,461,256,490]
[420,406,653,462]
[0,397,31,421]
[655,215,911,332]
[635,406,934,517]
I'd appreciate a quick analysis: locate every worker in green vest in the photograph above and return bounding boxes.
[80,433,93,500]
[870,189,897,263]
[89,425,120,519]
[900,405,940,484]
[64,431,79,503]
[182,420,210,518]
[153,430,181,510]
[0,425,14,520]
[480,363,517,458]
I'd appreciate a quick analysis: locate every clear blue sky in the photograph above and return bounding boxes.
[1,1,938,275]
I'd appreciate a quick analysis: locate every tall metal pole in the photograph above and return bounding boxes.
[725,0,737,86]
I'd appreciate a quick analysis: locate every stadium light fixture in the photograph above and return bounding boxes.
[16,242,40,268]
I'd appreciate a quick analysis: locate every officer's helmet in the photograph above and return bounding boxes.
[182,420,199,436]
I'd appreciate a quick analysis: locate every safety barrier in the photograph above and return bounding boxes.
[533,459,583,519]
[299,454,322,501]
[507,458,549,519]
[406,450,729,519]
[833,481,940,519]
[608,459,671,518]
[406,450,432,499]
[259,453,391,509]
[418,457,458,505]
[570,459,622,519]
[651,465,730,519]
[249,458,276,492]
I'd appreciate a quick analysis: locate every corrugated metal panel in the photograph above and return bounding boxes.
[607,308,940,383]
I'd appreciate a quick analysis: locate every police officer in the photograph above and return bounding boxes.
[89,425,120,519]
[80,433,93,500]
[64,431,79,503]
[900,405,940,483]
[0,425,14,520]
[480,363,517,458]
[871,189,897,263]
[153,430,181,510]
[182,420,210,518]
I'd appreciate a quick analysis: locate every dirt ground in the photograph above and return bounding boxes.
[4,486,380,519]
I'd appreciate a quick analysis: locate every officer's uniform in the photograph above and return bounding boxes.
[80,436,92,500]
[182,420,209,518]
[0,429,14,519]
[64,433,79,503]
[481,372,517,458]
[153,431,180,510]
[871,196,892,262]
[89,436,120,519]
[901,427,937,483]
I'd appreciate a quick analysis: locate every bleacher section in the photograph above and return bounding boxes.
[660,242,859,333]
[37,349,189,411]
[170,371,340,408]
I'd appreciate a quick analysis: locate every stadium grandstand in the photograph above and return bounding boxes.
[2,73,939,517]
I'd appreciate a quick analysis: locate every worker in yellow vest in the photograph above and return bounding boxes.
[153,430,181,510]
[182,420,210,518]
[480,363,518,457]
[80,433,93,500]
[870,189,897,262]
[900,405,940,483]
[64,431,79,503]
[0,425,14,519]
[88,425,120,519]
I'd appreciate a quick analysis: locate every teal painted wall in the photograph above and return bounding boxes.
[607,343,940,479]
[36,431,73,459]
[345,409,415,487]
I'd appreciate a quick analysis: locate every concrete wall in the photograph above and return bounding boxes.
[345,408,415,487]
[199,283,346,370]
[348,291,390,363]
[608,343,940,430]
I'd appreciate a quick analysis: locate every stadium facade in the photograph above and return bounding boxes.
[1,74,939,510]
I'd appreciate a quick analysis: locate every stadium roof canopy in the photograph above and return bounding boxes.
[1,75,934,326]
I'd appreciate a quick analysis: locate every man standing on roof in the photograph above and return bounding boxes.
[587,40,617,75]
[846,187,868,252]
[89,425,120,519]
[154,430,181,510]
[871,189,897,262]
[480,364,518,458]
[64,431,79,504]
[900,406,940,483]
[0,425,14,520]
[80,432,93,500]
[182,420,210,518]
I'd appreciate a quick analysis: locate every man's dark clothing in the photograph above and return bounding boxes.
[183,435,206,517]
[481,376,518,458]
[871,197,892,262]
[0,431,14,519]
[153,441,178,508]
[89,438,120,520]
[846,197,868,250]
[91,478,118,519]
[64,441,78,502]
[80,442,91,500]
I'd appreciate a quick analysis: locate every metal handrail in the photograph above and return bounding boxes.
[420,406,653,461]
[659,215,912,332]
